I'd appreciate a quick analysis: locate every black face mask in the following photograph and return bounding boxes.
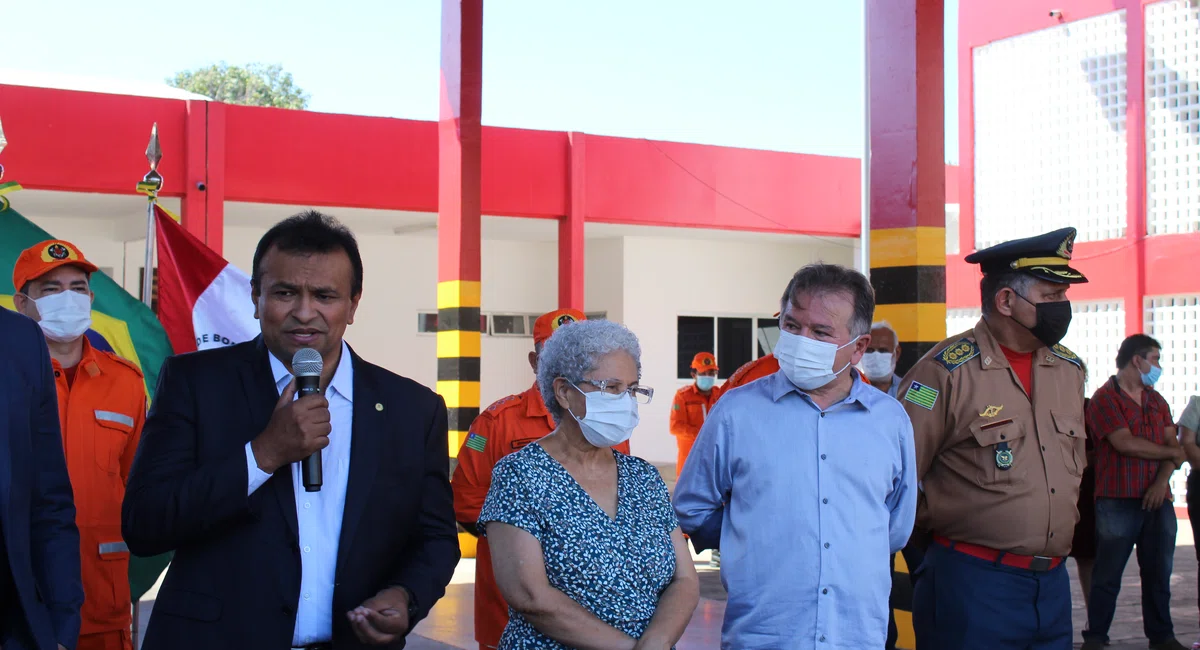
[1014,292,1072,347]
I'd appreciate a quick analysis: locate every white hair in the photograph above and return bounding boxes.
[536,319,642,424]
[870,320,899,350]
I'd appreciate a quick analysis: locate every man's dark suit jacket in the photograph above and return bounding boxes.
[0,307,84,650]
[122,338,460,650]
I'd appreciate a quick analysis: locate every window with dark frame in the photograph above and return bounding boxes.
[677,316,715,379]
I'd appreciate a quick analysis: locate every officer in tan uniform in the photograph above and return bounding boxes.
[898,227,1088,650]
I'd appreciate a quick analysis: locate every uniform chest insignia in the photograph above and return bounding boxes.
[1050,344,1083,368]
[995,442,1014,470]
[937,339,980,372]
[979,405,1004,418]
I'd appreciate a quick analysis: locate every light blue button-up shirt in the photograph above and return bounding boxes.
[244,342,354,646]
[673,370,917,650]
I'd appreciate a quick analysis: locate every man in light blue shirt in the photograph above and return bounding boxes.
[674,263,918,650]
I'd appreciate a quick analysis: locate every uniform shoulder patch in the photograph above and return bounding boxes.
[936,339,980,372]
[483,394,521,414]
[464,432,487,453]
[1050,344,1083,368]
[101,351,145,378]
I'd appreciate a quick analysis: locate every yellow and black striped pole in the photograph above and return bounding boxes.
[437,281,481,456]
[870,226,947,374]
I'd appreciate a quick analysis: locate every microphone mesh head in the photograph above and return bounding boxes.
[291,348,323,377]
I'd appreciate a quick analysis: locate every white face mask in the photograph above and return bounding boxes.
[30,291,92,343]
[568,383,639,448]
[861,351,896,381]
[774,329,859,390]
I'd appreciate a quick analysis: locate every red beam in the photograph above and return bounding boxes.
[582,136,863,236]
[0,85,186,197]
[559,133,586,310]
[0,84,959,240]
[181,100,208,241]
[1123,1,1147,333]
[868,0,946,232]
[205,102,226,255]
[437,0,483,284]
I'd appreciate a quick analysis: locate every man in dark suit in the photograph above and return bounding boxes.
[122,211,460,650]
[0,307,84,650]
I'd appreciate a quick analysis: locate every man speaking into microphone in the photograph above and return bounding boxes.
[122,211,459,650]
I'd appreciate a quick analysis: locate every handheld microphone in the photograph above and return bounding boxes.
[292,348,324,492]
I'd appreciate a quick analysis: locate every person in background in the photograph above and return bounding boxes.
[480,319,699,649]
[0,305,82,650]
[1069,396,1097,637]
[669,351,720,479]
[1083,334,1187,650]
[674,263,917,649]
[12,240,145,650]
[452,308,630,650]
[1177,395,1200,650]
[899,228,1088,650]
[861,320,903,398]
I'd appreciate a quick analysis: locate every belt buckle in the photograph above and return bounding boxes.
[1030,556,1053,571]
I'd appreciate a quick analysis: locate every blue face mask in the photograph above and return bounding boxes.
[1141,363,1163,387]
[696,375,716,391]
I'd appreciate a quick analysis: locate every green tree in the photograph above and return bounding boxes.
[167,63,310,109]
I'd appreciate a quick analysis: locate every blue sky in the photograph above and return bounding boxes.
[4,0,959,162]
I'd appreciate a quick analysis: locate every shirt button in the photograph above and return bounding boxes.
[822,588,829,594]
[1051,488,1056,494]
[303,593,311,601]
[303,546,311,553]
[54,371,61,377]
[1050,532,1055,538]
[820,635,827,642]
[1042,445,1047,451]
[820,412,826,418]
[304,502,311,509]
[821,454,827,460]
[822,498,829,504]
[824,542,830,549]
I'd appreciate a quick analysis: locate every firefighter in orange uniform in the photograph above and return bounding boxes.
[12,240,145,650]
[670,352,721,478]
[451,309,631,649]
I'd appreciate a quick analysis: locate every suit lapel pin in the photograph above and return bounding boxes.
[375,403,384,411]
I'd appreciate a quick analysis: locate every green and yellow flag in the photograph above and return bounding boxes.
[0,201,174,601]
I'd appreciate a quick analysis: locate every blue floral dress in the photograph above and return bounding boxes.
[478,443,679,649]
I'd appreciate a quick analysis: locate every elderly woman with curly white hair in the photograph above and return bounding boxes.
[477,319,699,650]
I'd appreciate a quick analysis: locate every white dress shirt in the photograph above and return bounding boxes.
[244,341,354,646]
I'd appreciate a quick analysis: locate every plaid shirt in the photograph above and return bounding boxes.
[1087,376,1174,499]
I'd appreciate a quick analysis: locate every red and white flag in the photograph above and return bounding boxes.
[154,205,259,353]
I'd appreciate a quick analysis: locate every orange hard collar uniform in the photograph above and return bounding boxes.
[669,384,720,478]
[451,384,630,649]
[54,336,145,650]
[721,354,780,393]
[671,352,721,480]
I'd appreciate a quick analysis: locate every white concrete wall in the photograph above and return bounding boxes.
[619,236,856,463]
[585,238,625,323]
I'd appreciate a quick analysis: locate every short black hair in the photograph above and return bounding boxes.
[251,210,363,297]
[1116,334,1161,369]
[980,271,1036,316]
[780,263,875,337]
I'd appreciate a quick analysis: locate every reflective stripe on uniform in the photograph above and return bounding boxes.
[94,410,135,427]
[98,541,129,555]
